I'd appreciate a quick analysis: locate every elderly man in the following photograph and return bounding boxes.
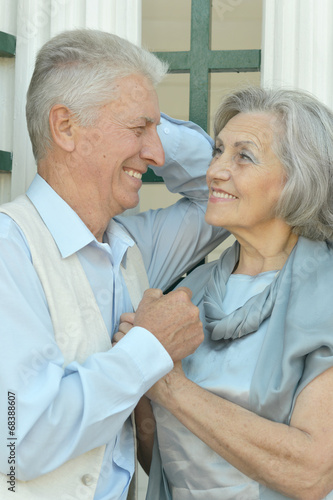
[0,30,226,499]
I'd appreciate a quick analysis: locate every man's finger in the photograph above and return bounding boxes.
[141,288,163,302]
[118,321,134,335]
[119,312,135,324]
[173,286,193,300]
[112,331,126,345]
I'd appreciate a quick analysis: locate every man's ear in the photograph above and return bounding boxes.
[49,105,77,152]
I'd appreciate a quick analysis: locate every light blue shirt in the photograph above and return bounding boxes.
[0,115,227,499]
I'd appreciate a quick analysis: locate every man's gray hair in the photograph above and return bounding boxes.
[26,29,168,162]
[213,86,333,241]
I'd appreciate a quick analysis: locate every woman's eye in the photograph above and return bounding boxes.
[212,146,223,158]
[239,152,253,162]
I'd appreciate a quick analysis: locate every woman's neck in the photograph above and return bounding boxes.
[232,225,299,276]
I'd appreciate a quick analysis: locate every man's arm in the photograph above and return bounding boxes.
[0,220,202,481]
[117,114,230,292]
[152,113,215,200]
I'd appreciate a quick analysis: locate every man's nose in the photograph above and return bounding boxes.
[141,130,165,167]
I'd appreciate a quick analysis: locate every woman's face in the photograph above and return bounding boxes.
[205,112,287,236]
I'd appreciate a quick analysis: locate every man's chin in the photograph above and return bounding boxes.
[122,195,140,215]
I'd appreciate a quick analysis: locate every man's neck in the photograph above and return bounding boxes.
[38,159,110,242]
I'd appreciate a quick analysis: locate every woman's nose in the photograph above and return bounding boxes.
[207,156,232,183]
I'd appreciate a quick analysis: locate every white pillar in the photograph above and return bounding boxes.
[10,0,142,199]
[261,0,333,108]
[0,0,17,203]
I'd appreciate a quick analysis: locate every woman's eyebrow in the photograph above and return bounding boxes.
[234,140,259,149]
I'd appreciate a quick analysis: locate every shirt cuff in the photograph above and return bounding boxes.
[113,326,174,392]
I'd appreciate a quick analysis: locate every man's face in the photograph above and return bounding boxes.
[71,74,164,219]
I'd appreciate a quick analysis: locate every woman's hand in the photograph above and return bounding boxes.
[112,312,135,346]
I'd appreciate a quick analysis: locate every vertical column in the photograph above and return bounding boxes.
[0,0,17,203]
[10,0,142,199]
[11,0,50,199]
[261,0,333,109]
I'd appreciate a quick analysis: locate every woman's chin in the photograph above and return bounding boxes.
[205,211,228,228]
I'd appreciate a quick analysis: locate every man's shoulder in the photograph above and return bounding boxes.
[0,211,32,259]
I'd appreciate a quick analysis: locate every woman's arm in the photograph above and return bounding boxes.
[147,363,333,500]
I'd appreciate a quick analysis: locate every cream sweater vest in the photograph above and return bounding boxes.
[0,195,149,500]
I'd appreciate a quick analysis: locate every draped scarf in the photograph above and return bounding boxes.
[204,240,281,340]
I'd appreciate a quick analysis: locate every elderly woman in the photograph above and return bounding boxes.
[126,87,333,500]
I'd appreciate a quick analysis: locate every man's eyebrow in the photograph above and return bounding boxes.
[144,116,156,124]
[129,116,156,125]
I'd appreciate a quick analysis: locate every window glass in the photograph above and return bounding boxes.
[142,0,191,52]
[209,71,261,135]
[156,73,190,120]
[211,0,262,50]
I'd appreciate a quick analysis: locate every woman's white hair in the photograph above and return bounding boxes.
[213,86,333,241]
[26,29,168,162]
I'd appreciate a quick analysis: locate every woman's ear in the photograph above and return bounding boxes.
[49,105,76,152]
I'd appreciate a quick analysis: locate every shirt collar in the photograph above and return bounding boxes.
[105,218,135,269]
[27,174,135,261]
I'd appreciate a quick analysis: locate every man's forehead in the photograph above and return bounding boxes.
[116,73,155,99]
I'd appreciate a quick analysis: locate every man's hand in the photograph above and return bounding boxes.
[112,313,135,346]
[133,287,203,363]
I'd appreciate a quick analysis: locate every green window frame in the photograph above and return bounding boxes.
[0,31,16,172]
[143,0,261,182]
[0,31,16,58]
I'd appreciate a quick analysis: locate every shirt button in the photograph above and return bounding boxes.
[163,127,170,134]
[81,473,94,486]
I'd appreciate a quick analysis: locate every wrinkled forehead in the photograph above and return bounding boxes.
[101,74,161,123]
[218,112,281,150]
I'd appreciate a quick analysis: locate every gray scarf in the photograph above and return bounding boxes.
[204,241,281,340]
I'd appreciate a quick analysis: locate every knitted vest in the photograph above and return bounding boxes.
[0,195,149,500]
